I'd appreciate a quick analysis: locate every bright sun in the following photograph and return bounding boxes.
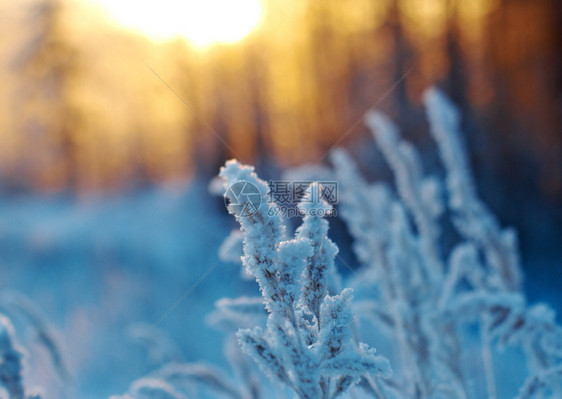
[86,0,262,47]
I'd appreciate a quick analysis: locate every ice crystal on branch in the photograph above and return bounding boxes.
[0,315,41,399]
[423,88,522,291]
[325,87,562,399]
[0,315,25,399]
[219,161,391,399]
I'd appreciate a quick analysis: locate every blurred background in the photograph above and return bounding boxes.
[0,0,560,397]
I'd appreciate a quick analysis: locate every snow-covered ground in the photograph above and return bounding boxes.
[0,180,256,398]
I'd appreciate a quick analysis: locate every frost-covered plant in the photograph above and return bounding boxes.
[0,292,68,384]
[323,87,562,398]
[113,316,266,399]
[423,88,522,291]
[110,377,186,399]
[206,297,274,399]
[115,87,560,399]
[333,145,467,397]
[219,161,391,399]
[110,359,250,399]
[422,89,560,398]
[127,323,182,367]
[0,315,26,399]
[0,314,41,399]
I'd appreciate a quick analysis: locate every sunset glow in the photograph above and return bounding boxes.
[86,0,262,47]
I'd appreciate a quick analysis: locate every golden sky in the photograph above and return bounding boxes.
[81,0,263,47]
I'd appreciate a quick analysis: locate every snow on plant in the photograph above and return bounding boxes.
[423,88,522,292]
[112,87,560,399]
[0,290,66,398]
[219,161,391,399]
[0,314,41,399]
[115,360,248,399]
[423,89,561,398]
[110,377,185,399]
[207,296,267,331]
[128,323,182,367]
[0,315,26,399]
[318,87,561,398]
[207,298,274,398]
[0,292,68,384]
[113,302,268,399]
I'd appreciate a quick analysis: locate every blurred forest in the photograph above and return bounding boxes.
[0,0,560,204]
[0,2,560,395]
